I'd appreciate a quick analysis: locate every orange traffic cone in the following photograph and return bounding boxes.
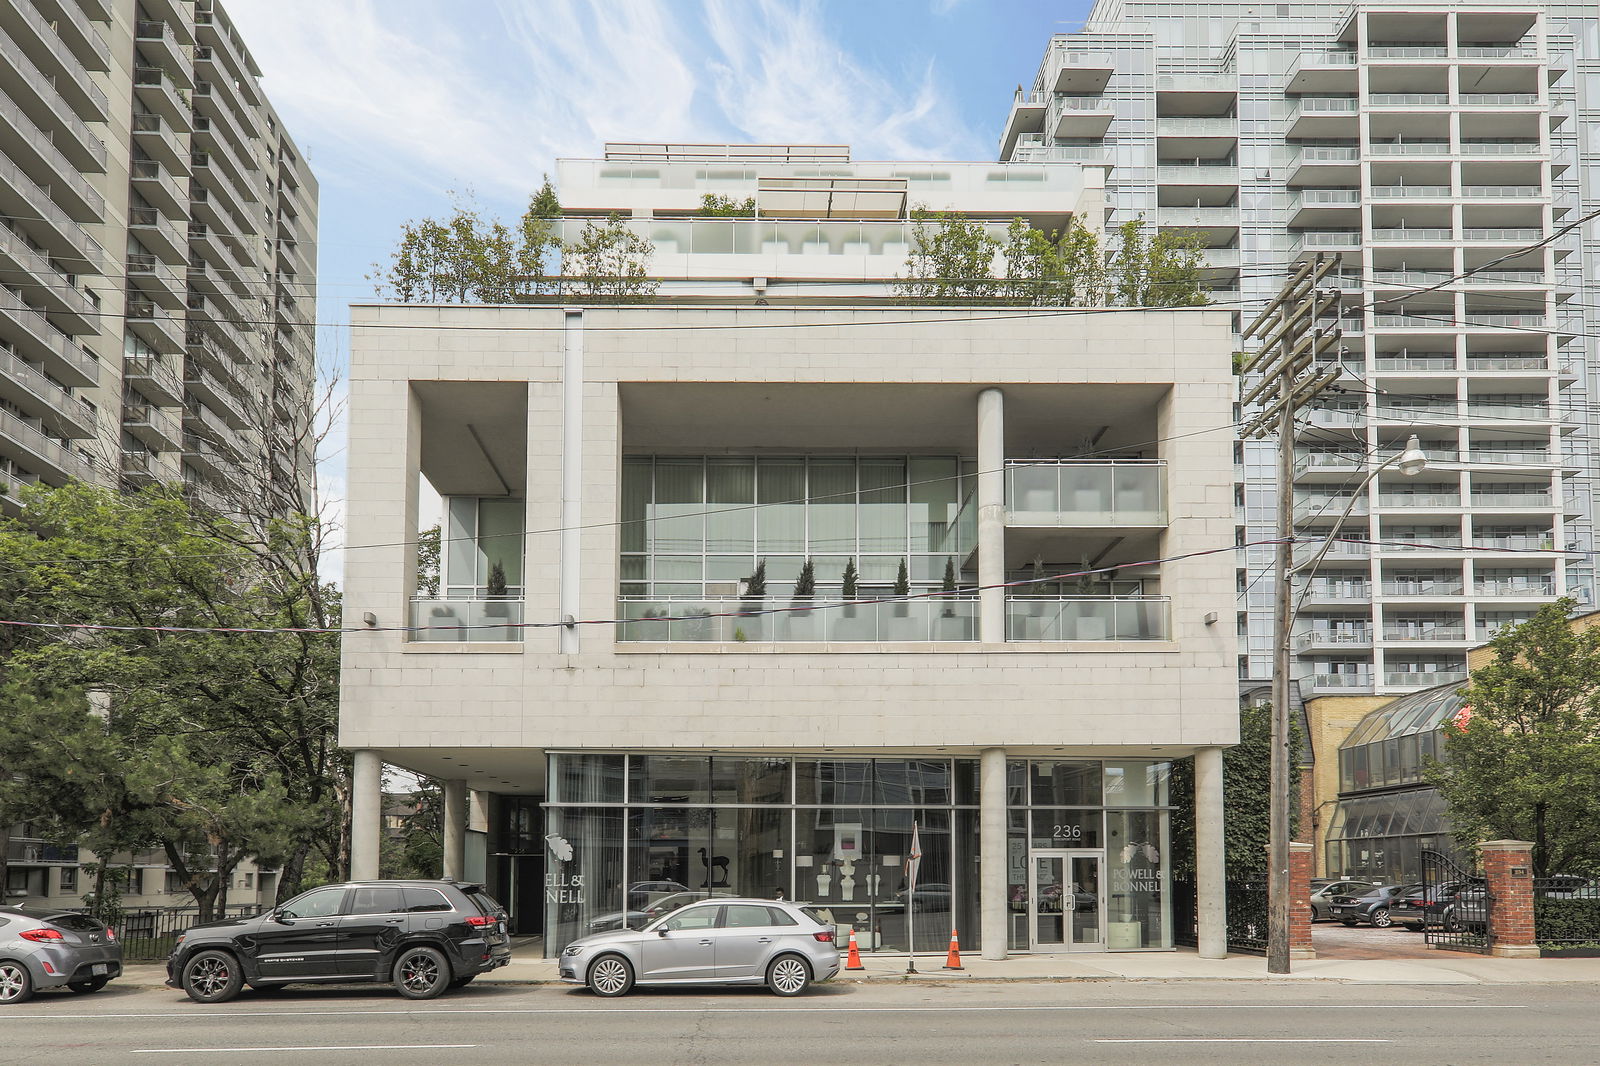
[942,928,964,970]
[845,929,865,970]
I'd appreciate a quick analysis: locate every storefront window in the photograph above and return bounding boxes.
[710,757,791,804]
[545,807,623,948]
[1104,760,1170,807]
[795,759,873,804]
[551,754,624,804]
[1106,810,1169,948]
[1030,809,1102,849]
[1030,761,1101,806]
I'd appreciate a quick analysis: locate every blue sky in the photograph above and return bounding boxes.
[221,0,1094,574]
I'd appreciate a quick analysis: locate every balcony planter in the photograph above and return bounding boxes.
[840,559,859,620]
[892,560,911,619]
[483,562,510,617]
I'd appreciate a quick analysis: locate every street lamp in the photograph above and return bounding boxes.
[1268,433,1426,974]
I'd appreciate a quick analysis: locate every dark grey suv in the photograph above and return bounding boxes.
[167,880,511,1003]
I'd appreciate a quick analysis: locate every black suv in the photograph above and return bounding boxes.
[167,880,511,1003]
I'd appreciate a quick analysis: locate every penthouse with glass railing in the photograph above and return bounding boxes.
[341,144,1241,960]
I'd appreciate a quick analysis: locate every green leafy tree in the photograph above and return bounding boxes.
[416,525,441,597]
[1427,600,1600,877]
[743,559,767,600]
[563,213,659,299]
[841,559,859,599]
[373,180,565,302]
[893,559,911,598]
[700,193,756,217]
[1109,217,1207,307]
[792,558,815,603]
[899,210,1003,300]
[380,778,444,880]
[1169,704,1301,877]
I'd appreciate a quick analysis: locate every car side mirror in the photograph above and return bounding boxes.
[657,928,670,937]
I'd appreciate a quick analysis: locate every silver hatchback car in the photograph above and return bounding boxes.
[560,898,840,997]
[0,905,123,1004]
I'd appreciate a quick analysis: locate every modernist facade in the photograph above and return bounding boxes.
[0,0,315,908]
[1002,1,1598,697]
[0,0,319,515]
[342,146,1240,957]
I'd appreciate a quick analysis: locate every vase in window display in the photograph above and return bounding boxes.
[839,862,856,901]
[816,871,832,897]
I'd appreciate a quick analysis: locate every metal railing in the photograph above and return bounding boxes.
[1293,146,1360,162]
[1460,93,1539,106]
[617,597,980,643]
[1385,670,1468,687]
[1383,626,1467,641]
[1463,228,1543,241]
[1461,185,1542,198]
[1367,142,1450,155]
[1458,142,1541,156]
[1471,493,1554,507]
[408,598,526,641]
[1306,672,1373,690]
[1006,596,1170,642]
[1534,878,1600,951]
[1367,45,1448,58]
[1004,460,1165,526]
[98,906,265,962]
[1380,581,1466,596]
[1473,581,1556,597]
[1371,228,1452,241]
[1368,93,1448,106]
[1377,493,1460,508]
[1374,356,1455,372]
[1369,186,1451,198]
[1297,629,1373,649]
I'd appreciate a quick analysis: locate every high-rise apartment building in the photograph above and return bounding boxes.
[1001,1,1597,697]
[0,0,318,517]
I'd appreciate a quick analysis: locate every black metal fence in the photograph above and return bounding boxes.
[1420,849,1492,955]
[1533,877,1600,954]
[1170,876,1268,955]
[90,906,265,961]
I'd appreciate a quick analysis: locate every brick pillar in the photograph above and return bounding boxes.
[1480,839,1538,958]
[1288,842,1315,960]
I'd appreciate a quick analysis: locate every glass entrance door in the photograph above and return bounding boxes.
[1030,850,1105,952]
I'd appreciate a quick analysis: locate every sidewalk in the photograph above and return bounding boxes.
[120,948,1600,989]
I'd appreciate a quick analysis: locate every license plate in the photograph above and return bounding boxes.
[91,963,109,976]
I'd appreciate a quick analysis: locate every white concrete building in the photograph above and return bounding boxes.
[342,145,1240,958]
[1001,2,1597,696]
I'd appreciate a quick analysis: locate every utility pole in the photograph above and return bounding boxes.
[1239,252,1345,975]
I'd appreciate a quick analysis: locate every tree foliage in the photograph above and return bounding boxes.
[562,214,660,299]
[1169,704,1301,877]
[898,210,1206,308]
[0,482,343,918]
[379,777,444,880]
[699,193,756,217]
[1427,600,1600,877]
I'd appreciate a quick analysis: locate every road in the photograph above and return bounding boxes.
[0,979,1592,1065]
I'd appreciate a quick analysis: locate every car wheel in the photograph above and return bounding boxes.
[1443,911,1462,933]
[1370,908,1392,928]
[766,954,811,997]
[587,954,634,998]
[0,961,34,1005]
[67,977,110,993]
[182,950,243,1004]
[393,946,451,1000]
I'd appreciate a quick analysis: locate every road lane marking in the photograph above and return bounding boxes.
[1097,1039,1392,1044]
[133,1046,479,1054]
[0,1003,1526,1022]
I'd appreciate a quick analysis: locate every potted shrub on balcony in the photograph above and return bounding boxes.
[484,561,510,618]
[841,559,860,618]
[937,557,969,640]
[892,559,911,617]
[788,557,816,640]
[738,559,767,640]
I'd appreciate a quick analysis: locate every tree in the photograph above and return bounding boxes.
[416,525,441,597]
[380,776,444,880]
[792,558,815,603]
[841,559,859,599]
[372,180,564,302]
[1427,599,1600,877]
[893,559,911,598]
[743,559,767,600]
[1109,217,1207,308]
[700,193,756,217]
[0,482,344,916]
[898,210,1002,301]
[1169,704,1301,876]
[563,213,659,299]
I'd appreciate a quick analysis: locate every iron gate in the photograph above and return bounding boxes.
[1420,849,1493,954]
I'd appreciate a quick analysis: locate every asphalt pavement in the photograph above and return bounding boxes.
[1,979,1595,1065]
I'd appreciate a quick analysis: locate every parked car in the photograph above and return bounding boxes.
[0,905,122,1005]
[588,890,731,933]
[166,879,510,1004]
[626,881,690,909]
[1328,883,1420,927]
[1442,885,1490,933]
[1309,879,1375,922]
[560,898,840,997]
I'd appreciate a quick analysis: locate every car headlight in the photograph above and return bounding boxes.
[563,945,583,956]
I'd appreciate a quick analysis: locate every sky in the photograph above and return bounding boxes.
[221,0,1096,581]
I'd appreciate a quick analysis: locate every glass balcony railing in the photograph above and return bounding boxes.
[1006,596,1169,641]
[616,597,978,643]
[1005,460,1165,527]
[409,598,524,641]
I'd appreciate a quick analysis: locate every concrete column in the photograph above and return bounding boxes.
[1194,746,1227,959]
[350,750,383,881]
[559,309,584,654]
[1288,842,1315,960]
[443,779,469,881]
[1481,839,1539,958]
[977,388,1006,642]
[980,746,1008,961]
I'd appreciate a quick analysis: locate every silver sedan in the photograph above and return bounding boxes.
[559,898,840,997]
[0,905,123,1004]
[1309,880,1375,921]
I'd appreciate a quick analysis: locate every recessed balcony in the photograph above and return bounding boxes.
[1287,146,1360,187]
[1004,461,1165,529]
[1052,96,1115,138]
[615,596,978,644]
[1285,51,1357,93]
[1297,628,1373,651]
[1006,596,1169,642]
[409,597,525,642]
[132,66,191,131]
[1286,97,1358,138]
[1384,669,1467,689]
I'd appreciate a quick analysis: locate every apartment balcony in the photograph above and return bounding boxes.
[1297,629,1373,652]
[0,84,105,223]
[130,111,189,176]
[193,158,256,230]
[132,66,191,131]
[1008,596,1169,642]
[1459,141,1540,157]
[183,363,250,428]
[1294,495,1369,522]
[1376,493,1460,511]
[1373,354,1455,373]
[1384,670,1467,689]
[0,345,95,438]
[1048,49,1114,93]
[128,204,187,263]
[1155,116,1237,138]
[2,837,79,864]
[1366,44,1449,60]
[0,406,102,485]
[0,284,98,387]
[129,158,188,219]
[0,219,96,333]
[133,20,191,85]
[1463,228,1543,246]
[1286,97,1357,138]
[1457,45,1539,60]
[122,402,183,451]
[1293,540,1371,567]
[1367,141,1450,158]
[1298,582,1372,606]
[1288,188,1359,227]
[1199,247,1240,271]
[613,597,982,644]
[1304,672,1374,694]
[119,448,157,486]
[1461,185,1544,201]
[1468,491,1555,511]
[1052,96,1115,138]
[1367,93,1448,108]
[1370,227,1452,243]
[133,296,193,360]
[1471,534,1557,552]
[1383,625,1468,643]
[1463,402,1552,423]
[1374,400,1457,423]
[1465,449,1553,467]
[1154,206,1238,236]
[1380,580,1465,599]
[1287,146,1360,186]
[1473,579,1557,599]
[1285,51,1357,93]
[1368,185,1451,201]
[1156,164,1238,188]
[1294,451,1365,478]
[1006,142,1113,166]
[181,431,232,477]
[0,153,104,273]
[1468,353,1550,372]
[1004,460,1164,528]
[1380,535,1463,554]
[998,90,1048,158]
[126,251,187,310]
[122,353,184,407]
[1304,406,1364,427]
[1,0,110,119]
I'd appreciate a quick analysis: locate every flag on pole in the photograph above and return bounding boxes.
[907,821,923,894]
